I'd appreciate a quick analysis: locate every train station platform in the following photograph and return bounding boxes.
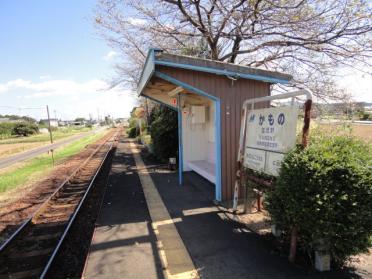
[84,137,366,279]
[83,138,165,279]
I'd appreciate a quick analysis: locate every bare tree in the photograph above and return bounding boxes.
[95,0,371,100]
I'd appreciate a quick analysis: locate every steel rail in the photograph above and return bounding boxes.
[0,131,116,254]
[40,130,119,278]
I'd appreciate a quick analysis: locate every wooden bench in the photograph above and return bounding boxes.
[188,160,215,184]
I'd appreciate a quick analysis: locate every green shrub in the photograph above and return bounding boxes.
[266,135,372,264]
[149,105,178,162]
[141,134,152,145]
[359,111,371,121]
[11,122,39,137]
[127,126,138,138]
[128,118,138,129]
[0,122,17,138]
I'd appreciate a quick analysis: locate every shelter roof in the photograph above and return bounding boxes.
[137,49,292,95]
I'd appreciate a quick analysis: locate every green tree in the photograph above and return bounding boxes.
[95,0,371,100]
[149,105,178,162]
[12,122,39,137]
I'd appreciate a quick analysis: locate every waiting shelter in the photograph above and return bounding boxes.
[137,48,292,202]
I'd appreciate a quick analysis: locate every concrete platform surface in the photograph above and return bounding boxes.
[84,137,368,279]
[83,139,164,279]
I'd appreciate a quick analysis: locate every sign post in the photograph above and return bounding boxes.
[232,90,312,212]
[46,105,55,166]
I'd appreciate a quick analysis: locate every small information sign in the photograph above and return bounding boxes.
[244,148,265,172]
[266,152,285,176]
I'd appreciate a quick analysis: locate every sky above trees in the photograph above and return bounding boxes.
[0,1,136,120]
[0,0,370,122]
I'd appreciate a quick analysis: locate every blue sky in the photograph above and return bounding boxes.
[0,0,136,120]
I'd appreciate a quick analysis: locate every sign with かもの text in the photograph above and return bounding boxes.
[243,107,298,176]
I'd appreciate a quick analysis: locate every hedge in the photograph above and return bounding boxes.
[149,105,178,162]
[12,122,39,137]
[266,135,372,264]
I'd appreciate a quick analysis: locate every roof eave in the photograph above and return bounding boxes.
[137,49,292,95]
[137,48,162,96]
[154,59,291,84]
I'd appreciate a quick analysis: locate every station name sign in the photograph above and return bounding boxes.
[243,107,299,176]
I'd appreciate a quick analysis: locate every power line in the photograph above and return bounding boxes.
[0,105,44,110]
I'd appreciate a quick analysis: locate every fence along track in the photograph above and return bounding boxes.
[0,129,120,279]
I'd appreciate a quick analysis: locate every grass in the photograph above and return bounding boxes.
[310,120,372,142]
[0,127,91,144]
[294,119,372,143]
[0,130,108,193]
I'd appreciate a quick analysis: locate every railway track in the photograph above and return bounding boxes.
[0,129,120,279]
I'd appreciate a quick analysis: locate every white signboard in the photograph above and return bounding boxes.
[266,152,285,176]
[244,148,265,172]
[245,107,299,153]
[243,107,298,176]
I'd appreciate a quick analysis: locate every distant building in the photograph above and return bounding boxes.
[58,120,67,126]
[72,121,85,126]
[0,118,23,123]
[40,118,58,127]
[312,102,372,118]
[0,118,10,123]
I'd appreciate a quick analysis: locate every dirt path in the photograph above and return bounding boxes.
[0,128,104,169]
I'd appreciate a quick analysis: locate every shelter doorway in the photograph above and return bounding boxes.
[181,96,216,185]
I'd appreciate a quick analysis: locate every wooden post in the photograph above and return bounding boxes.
[233,105,249,212]
[46,105,54,166]
[288,98,312,263]
[289,227,298,263]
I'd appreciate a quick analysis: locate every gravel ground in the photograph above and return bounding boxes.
[44,143,117,278]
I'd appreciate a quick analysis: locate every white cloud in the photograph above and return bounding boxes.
[337,73,372,102]
[7,78,32,88]
[0,78,137,119]
[39,75,52,80]
[127,17,147,26]
[0,78,108,98]
[0,84,6,93]
[102,51,118,61]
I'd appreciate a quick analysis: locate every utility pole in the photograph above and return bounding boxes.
[145,98,149,126]
[46,105,55,166]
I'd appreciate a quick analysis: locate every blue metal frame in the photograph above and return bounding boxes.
[177,94,183,185]
[154,71,222,201]
[137,49,158,96]
[215,99,222,201]
[155,72,218,101]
